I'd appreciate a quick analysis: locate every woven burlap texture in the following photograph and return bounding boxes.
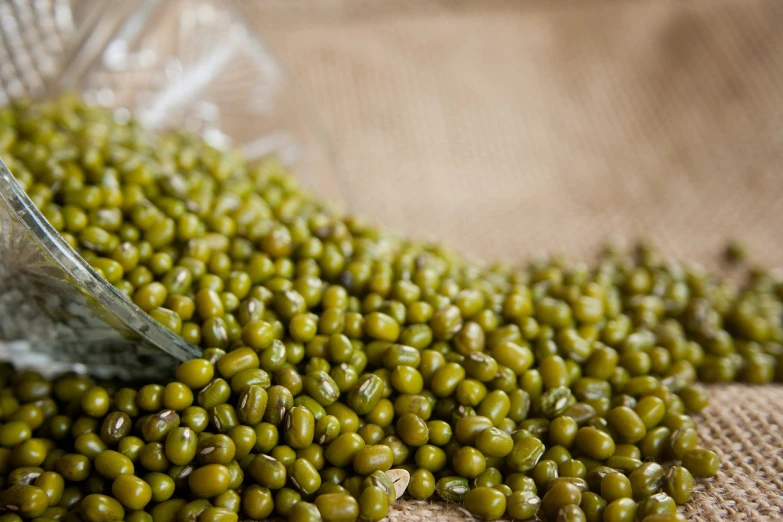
[252,1,783,520]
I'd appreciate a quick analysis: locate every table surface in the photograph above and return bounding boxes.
[250,1,783,520]
[256,0,783,269]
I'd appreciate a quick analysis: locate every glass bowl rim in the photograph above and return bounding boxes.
[0,157,201,363]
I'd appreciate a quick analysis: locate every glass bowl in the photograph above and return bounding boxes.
[0,0,341,379]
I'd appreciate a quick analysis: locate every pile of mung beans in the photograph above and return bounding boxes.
[0,94,780,522]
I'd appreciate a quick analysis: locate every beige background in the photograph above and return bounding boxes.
[257,0,783,271]
[251,1,783,520]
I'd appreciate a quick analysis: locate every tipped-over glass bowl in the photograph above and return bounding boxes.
[0,0,341,379]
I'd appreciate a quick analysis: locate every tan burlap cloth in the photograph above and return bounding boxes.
[253,1,783,520]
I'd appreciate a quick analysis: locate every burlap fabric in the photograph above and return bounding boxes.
[248,1,783,520]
